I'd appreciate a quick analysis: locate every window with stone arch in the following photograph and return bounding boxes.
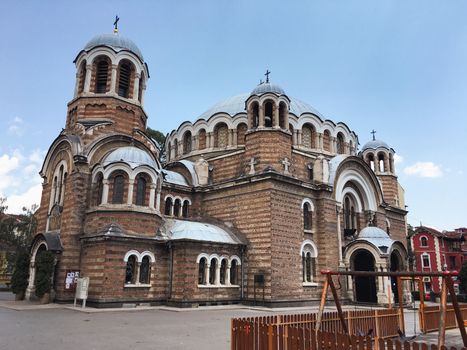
[77,60,87,94]
[139,255,151,284]
[198,257,207,285]
[94,56,110,93]
[135,174,148,206]
[198,129,207,150]
[173,198,182,217]
[302,123,315,149]
[250,101,259,129]
[302,199,314,232]
[164,197,173,216]
[94,172,104,206]
[301,241,318,285]
[220,258,227,285]
[420,236,428,247]
[264,100,274,127]
[378,152,386,172]
[209,258,217,285]
[367,153,375,171]
[117,60,134,98]
[173,139,179,158]
[343,195,357,231]
[230,259,239,285]
[336,132,345,154]
[182,199,190,218]
[323,130,331,152]
[49,161,68,209]
[111,172,126,204]
[236,123,247,146]
[214,123,228,148]
[183,131,192,154]
[124,250,155,286]
[125,254,137,284]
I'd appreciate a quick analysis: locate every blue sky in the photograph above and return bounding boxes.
[0,0,466,230]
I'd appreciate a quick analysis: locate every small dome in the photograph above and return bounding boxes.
[103,146,157,169]
[359,226,390,239]
[250,82,286,96]
[84,33,144,61]
[361,139,391,152]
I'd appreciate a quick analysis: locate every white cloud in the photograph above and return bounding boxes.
[0,154,20,191]
[393,154,403,164]
[7,117,25,136]
[403,162,443,178]
[5,184,42,213]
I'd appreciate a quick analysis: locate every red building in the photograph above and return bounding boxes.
[410,226,466,297]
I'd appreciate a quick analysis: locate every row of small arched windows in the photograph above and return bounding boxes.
[77,56,144,102]
[124,251,155,286]
[198,255,240,286]
[366,152,394,174]
[164,196,190,218]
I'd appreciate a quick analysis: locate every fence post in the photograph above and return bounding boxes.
[268,324,273,350]
[374,310,380,350]
[437,277,447,348]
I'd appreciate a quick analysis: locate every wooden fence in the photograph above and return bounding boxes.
[231,309,401,350]
[420,304,467,333]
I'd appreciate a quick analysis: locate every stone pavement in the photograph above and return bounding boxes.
[0,292,465,350]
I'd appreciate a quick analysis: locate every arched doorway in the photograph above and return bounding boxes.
[25,240,48,300]
[390,250,402,304]
[353,249,377,303]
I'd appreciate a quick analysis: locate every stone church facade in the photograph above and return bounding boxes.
[27,30,409,307]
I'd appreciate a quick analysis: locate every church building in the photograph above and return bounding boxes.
[27,28,410,307]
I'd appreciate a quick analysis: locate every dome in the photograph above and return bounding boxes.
[361,139,391,152]
[84,33,144,61]
[250,82,286,96]
[356,226,395,254]
[358,226,390,239]
[198,93,324,120]
[103,146,157,169]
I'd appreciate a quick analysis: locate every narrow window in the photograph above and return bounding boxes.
[96,174,104,205]
[198,258,207,285]
[95,60,108,93]
[305,252,312,282]
[230,260,237,285]
[125,255,137,284]
[164,197,173,216]
[112,175,125,204]
[337,133,345,154]
[182,200,189,218]
[264,101,273,127]
[220,259,227,285]
[173,199,181,217]
[138,74,144,102]
[183,131,192,154]
[139,256,150,284]
[135,177,147,206]
[422,254,430,268]
[420,236,428,247]
[303,203,312,230]
[378,153,385,172]
[78,62,86,94]
[57,165,64,204]
[118,62,131,97]
[209,259,217,285]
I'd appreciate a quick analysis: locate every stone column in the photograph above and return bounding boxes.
[205,263,210,285]
[233,129,238,146]
[318,134,323,150]
[84,64,92,93]
[191,136,196,152]
[377,265,391,304]
[194,135,199,150]
[226,263,231,286]
[25,262,36,300]
[133,73,141,101]
[208,132,214,148]
[259,106,265,128]
[331,137,337,153]
[292,130,298,145]
[215,263,221,285]
[336,204,344,267]
[297,130,303,145]
[140,80,146,105]
[284,111,289,130]
[110,64,118,94]
[228,129,233,147]
[102,179,109,204]
[273,104,279,128]
[127,179,134,205]
[155,190,161,213]
[74,72,80,97]
[149,184,156,209]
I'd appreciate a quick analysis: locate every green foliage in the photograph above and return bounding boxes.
[34,250,55,298]
[146,127,167,164]
[459,260,467,294]
[10,251,30,294]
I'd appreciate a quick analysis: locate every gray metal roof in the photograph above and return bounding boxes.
[250,82,286,96]
[162,169,189,186]
[84,33,144,61]
[356,226,395,254]
[198,93,324,120]
[160,219,244,245]
[361,139,391,152]
[103,146,157,169]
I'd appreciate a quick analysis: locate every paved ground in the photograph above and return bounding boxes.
[0,292,464,350]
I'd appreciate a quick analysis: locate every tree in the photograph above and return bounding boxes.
[459,260,467,294]
[10,251,30,297]
[147,127,167,164]
[34,250,54,298]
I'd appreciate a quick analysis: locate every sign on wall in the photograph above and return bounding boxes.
[65,270,80,291]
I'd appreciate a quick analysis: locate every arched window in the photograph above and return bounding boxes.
[378,153,385,172]
[251,102,259,128]
[368,153,375,171]
[112,175,125,204]
[135,176,147,206]
[173,199,181,217]
[230,260,238,285]
[117,61,132,98]
[303,202,312,231]
[301,242,317,284]
[279,102,287,129]
[336,133,345,154]
[57,165,64,204]
[198,129,207,150]
[183,131,192,154]
[198,257,207,285]
[302,124,315,148]
[139,256,151,284]
[125,255,137,284]
[167,142,172,162]
[209,258,217,285]
[138,73,144,102]
[237,123,247,146]
[164,197,173,216]
[174,139,178,158]
[343,195,357,231]
[95,59,109,93]
[78,61,86,94]
[214,123,228,148]
[220,259,227,285]
[420,236,428,247]
[182,200,189,218]
[264,101,273,127]
[95,173,104,205]
[323,130,331,152]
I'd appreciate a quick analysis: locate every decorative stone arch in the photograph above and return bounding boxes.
[124,250,141,262]
[177,122,196,140]
[212,121,229,148]
[206,115,234,133]
[341,186,363,213]
[297,115,321,132]
[196,253,210,263]
[114,52,145,76]
[103,163,132,181]
[130,165,159,183]
[301,239,318,285]
[229,255,241,266]
[231,116,248,129]
[182,130,193,154]
[322,129,332,152]
[301,198,315,211]
[300,239,318,257]
[334,169,379,212]
[140,251,156,263]
[193,120,210,135]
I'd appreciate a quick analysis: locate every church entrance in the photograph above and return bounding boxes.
[353,249,377,303]
[390,251,402,304]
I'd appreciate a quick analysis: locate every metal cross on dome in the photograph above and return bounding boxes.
[371,129,376,141]
[264,70,270,83]
[113,15,120,33]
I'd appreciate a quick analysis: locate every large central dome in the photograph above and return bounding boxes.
[198,93,324,120]
[83,33,144,61]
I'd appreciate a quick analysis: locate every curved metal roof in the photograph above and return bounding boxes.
[356,226,395,254]
[361,139,391,152]
[198,93,324,120]
[84,33,144,61]
[162,169,189,186]
[250,82,286,96]
[103,146,157,169]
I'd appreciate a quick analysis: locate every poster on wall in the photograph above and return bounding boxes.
[65,270,80,291]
